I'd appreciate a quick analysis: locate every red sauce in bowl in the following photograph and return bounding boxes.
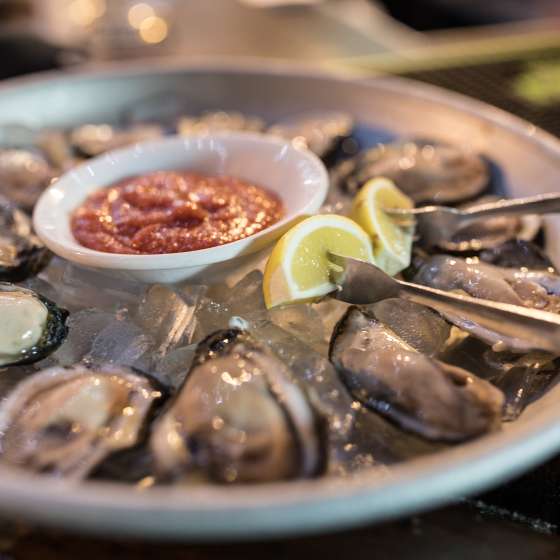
[70,171,284,254]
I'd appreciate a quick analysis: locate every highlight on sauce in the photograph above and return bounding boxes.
[70,170,284,254]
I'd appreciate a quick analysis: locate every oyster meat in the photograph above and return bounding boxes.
[414,254,560,312]
[365,298,451,357]
[0,364,164,479]
[413,254,560,349]
[151,329,325,483]
[0,149,54,209]
[0,283,68,367]
[0,197,51,281]
[329,306,504,441]
[332,139,489,204]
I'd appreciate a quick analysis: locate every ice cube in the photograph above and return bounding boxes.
[40,259,143,312]
[52,309,118,367]
[21,276,60,303]
[222,249,270,287]
[313,297,350,346]
[251,321,355,471]
[269,303,327,355]
[226,270,266,311]
[154,344,197,389]
[194,270,268,341]
[134,284,203,357]
[84,312,155,371]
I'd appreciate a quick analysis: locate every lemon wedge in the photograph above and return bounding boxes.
[263,214,374,308]
[350,177,414,276]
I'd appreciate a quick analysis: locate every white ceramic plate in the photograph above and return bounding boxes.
[33,132,328,283]
[1,60,560,540]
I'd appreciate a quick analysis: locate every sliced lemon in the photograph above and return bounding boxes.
[350,177,414,276]
[263,214,374,309]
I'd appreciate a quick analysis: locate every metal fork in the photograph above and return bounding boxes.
[328,252,560,354]
[385,192,560,246]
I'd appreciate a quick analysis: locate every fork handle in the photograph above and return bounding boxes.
[398,279,560,354]
[462,192,560,222]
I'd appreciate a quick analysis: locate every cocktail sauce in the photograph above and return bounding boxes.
[71,171,284,254]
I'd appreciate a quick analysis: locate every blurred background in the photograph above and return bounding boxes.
[2,0,560,136]
[0,0,558,74]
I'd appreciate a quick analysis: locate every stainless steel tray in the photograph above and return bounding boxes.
[0,60,559,540]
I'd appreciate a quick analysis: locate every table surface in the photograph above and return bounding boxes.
[0,503,557,559]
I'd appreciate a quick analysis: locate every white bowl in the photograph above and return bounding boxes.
[33,132,328,283]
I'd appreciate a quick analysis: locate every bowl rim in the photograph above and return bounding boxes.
[32,131,329,270]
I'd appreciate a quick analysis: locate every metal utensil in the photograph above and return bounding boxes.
[385,192,560,246]
[328,252,560,354]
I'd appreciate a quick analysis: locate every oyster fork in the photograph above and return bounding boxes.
[385,192,560,246]
[328,252,560,354]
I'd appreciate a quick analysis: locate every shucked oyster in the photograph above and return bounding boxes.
[151,329,325,483]
[0,364,164,479]
[267,111,354,159]
[0,197,51,281]
[177,111,265,136]
[413,254,560,349]
[332,139,489,204]
[414,254,560,310]
[0,149,54,209]
[0,283,68,367]
[437,196,541,253]
[70,123,164,158]
[329,306,504,441]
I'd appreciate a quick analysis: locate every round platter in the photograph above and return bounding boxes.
[1,60,560,540]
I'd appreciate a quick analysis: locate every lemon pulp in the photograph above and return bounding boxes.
[263,215,374,308]
[351,177,414,276]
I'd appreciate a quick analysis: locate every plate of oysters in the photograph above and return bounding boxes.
[1,60,560,540]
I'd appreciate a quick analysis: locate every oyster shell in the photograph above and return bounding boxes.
[437,196,541,253]
[480,240,554,270]
[267,111,354,159]
[0,197,51,281]
[329,306,504,441]
[177,111,265,136]
[0,149,54,209]
[0,283,68,367]
[70,123,163,158]
[332,139,489,204]
[150,328,325,483]
[0,364,164,479]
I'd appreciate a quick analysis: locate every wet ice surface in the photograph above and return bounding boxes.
[1,115,552,485]
[3,258,403,479]
[2,246,559,484]
[26,260,205,386]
